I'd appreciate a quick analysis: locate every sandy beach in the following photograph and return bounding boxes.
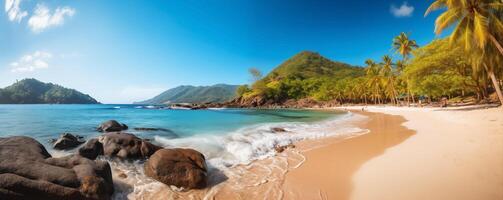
[283,105,503,200]
[126,105,503,200]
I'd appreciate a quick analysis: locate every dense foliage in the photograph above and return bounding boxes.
[0,79,99,104]
[234,0,503,106]
[237,51,365,103]
[137,84,239,104]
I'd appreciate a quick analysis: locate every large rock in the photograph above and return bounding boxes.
[78,139,104,160]
[98,132,161,159]
[144,148,207,189]
[0,136,114,200]
[97,120,128,132]
[53,133,85,150]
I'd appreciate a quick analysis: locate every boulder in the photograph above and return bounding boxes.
[99,132,161,159]
[270,127,287,133]
[97,120,128,132]
[53,133,85,150]
[144,148,207,189]
[0,136,114,200]
[78,139,104,160]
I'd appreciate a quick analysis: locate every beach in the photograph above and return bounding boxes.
[283,105,503,200]
[131,105,503,200]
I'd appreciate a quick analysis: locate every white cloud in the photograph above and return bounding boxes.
[10,51,53,73]
[5,0,28,22]
[390,2,414,18]
[28,4,75,33]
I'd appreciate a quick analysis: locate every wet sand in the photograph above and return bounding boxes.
[132,106,503,200]
[282,111,414,199]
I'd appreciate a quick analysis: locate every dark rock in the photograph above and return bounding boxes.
[118,173,127,179]
[99,132,162,159]
[274,144,295,153]
[144,148,207,189]
[53,133,85,150]
[271,127,287,133]
[97,120,128,132]
[133,127,171,132]
[0,136,114,200]
[78,139,104,160]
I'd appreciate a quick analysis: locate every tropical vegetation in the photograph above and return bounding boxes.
[0,78,99,104]
[235,0,503,107]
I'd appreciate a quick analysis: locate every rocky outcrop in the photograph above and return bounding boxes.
[98,132,161,159]
[97,120,128,132]
[0,136,114,200]
[144,148,207,189]
[78,139,104,160]
[53,133,85,150]
[221,96,341,109]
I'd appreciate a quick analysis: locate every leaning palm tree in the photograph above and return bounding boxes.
[425,0,503,105]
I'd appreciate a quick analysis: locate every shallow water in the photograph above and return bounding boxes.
[0,104,363,199]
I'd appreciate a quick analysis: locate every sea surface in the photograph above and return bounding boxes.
[0,104,364,198]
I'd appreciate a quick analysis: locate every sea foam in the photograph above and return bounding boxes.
[154,111,367,169]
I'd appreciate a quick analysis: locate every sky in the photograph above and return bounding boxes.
[0,0,444,103]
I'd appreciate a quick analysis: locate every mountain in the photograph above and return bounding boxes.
[234,51,365,106]
[265,50,364,81]
[136,84,239,104]
[0,79,99,104]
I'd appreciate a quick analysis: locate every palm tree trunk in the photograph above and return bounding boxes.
[489,33,503,57]
[484,64,503,106]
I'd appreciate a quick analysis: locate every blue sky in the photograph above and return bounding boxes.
[0,0,443,103]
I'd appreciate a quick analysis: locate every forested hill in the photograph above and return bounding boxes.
[136,84,239,104]
[235,51,365,105]
[0,79,99,104]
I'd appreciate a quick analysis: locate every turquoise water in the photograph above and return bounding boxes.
[0,104,343,147]
[0,104,362,198]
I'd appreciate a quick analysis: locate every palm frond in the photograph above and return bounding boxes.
[425,0,447,17]
[435,8,463,34]
[473,11,489,48]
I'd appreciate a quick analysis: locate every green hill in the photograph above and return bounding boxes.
[136,84,239,104]
[236,51,365,105]
[266,51,363,80]
[0,79,99,104]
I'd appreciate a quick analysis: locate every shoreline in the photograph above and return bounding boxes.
[281,105,503,200]
[282,110,414,199]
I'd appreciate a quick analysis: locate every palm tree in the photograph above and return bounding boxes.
[393,32,419,105]
[393,32,419,61]
[365,59,383,104]
[425,0,503,105]
[381,55,398,105]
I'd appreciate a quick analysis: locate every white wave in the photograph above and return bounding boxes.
[110,111,368,199]
[154,112,367,169]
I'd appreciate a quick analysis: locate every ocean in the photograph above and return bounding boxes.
[0,104,364,198]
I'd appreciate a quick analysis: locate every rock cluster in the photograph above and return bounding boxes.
[0,136,114,200]
[1,119,210,198]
